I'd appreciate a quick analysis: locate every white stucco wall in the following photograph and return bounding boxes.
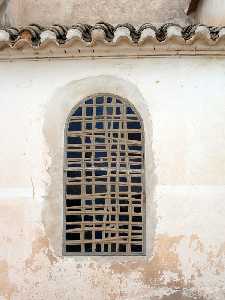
[0,57,225,300]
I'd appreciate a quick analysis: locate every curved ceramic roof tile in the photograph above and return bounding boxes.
[115,24,140,42]
[94,22,114,42]
[66,28,83,41]
[4,27,19,42]
[113,26,133,44]
[91,26,108,45]
[48,25,68,43]
[71,24,92,42]
[40,30,57,43]
[0,23,225,50]
[218,27,225,39]
[0,29,10,42]
[138,27,156,45]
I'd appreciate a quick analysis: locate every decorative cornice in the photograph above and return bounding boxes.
[0,23,225,59]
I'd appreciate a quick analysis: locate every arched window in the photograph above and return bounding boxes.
[64,94,145,255]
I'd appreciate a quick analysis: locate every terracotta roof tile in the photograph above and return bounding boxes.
[0,23,225,58]
[0,23,224,47]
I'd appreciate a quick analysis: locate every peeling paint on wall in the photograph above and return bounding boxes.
[0,260,16,300]
[111,235,184,288]
[25,231,58,271]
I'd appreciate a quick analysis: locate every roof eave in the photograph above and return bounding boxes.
[0,23,225,59]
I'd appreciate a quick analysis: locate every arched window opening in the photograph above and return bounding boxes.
[64,94,145,255]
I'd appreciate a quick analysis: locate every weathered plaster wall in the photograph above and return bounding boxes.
[0,57,225,299]
[4,0,190,26]
[196,0,225,26]
[3,0,225,28]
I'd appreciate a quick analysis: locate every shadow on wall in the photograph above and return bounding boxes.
[0,0,10,25]
[185,0,201,15]
[196,0,225,26]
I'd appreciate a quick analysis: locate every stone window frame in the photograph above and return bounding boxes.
[43,75,155,260]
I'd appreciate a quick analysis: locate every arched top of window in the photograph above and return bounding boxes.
[64,94,145,255]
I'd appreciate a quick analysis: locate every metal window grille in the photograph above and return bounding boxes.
[64,94,145,255]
